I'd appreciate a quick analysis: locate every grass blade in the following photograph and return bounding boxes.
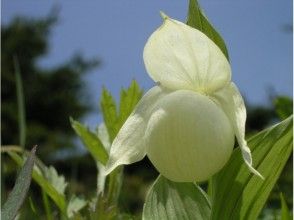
[13,56,26,148]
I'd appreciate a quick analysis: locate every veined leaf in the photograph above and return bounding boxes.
[211,116,293,220]
[7,151,67,213]
[1,147,36,220]
[186,0,229,61]
[143,175,211,220]
[100,87,117,141]
[70,118,108,165]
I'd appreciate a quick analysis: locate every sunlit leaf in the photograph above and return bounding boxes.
[143,175,211,220]
[70,118,108,165]
[118,80,143,129]
[100,87,117,141]
[211,116,293,220]
[186,0,229,61]
[2,147,36,220]
[101,81,143,142]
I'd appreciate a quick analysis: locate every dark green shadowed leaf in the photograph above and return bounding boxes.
[1,146,36,220]
[186,0,229,61]
[143,175,211,220]
[211,116,293,220]
[280,192,292,220]
[14,56,26,148]
[70,118,108,165]
[274,96,293,120]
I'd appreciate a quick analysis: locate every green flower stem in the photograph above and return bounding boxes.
[42,189,53,220]
[106,167,123,206]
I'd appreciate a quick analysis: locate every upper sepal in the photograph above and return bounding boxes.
[143,14,231,94]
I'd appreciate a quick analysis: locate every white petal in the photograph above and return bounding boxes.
[143,16,231,94]
[104,86,169,175]
[212,83,264,179]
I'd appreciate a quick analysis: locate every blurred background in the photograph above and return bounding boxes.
[1,0,292,219]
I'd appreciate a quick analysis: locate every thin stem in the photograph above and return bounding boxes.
[42,189,53,220]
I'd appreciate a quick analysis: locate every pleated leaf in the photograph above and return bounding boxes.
[211,116,293,220]
[143,175,211,220]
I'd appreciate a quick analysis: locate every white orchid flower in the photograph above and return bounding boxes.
[104,14,262,182]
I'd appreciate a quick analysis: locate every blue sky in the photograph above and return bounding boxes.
[2,0,292,127]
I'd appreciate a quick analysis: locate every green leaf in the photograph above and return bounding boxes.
[186,0,229,61]
[100,87,118,141]
[100,81,143,142]
[14,56,26,148]
[280,192,292,220]
[70,118,108,165]
[7,151,67,213]
[274,96,293,120]
[211,116,293,220]
[67,195,87,218]
[117,80,143,129]
[2,146,36,220]
[143,175,211,220]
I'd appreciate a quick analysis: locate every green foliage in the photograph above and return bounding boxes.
[1,14,99,157]
[101,88,118,142]
[1,147,36,220]
[70,118,108,165]
[70,81,143,218]
[143,175,211,220]
[117,80,143,129]
[186,0,229,60]
[280,192,292,220]
[275,96,293,120]
[7,151,67,213]
[211,116,293,220]
[101,80,143,141]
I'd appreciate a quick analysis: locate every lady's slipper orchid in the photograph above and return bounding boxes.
[104,14,262,182]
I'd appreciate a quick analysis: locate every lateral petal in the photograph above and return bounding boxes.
[212,83,263,179]
[143,15,231,94]
[104,86,169,175]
